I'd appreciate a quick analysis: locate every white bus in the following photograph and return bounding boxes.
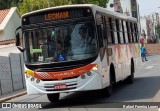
[15,4,141,102]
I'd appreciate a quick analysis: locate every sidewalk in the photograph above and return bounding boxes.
[0,89,27,102]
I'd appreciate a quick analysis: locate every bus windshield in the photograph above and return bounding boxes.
[24,22,98,64]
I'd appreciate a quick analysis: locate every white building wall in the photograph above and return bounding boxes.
[0,8,21,41]
[107,0,137,17]
[106,0,115,12]
[121,0,132,16]
[140,17,147,39]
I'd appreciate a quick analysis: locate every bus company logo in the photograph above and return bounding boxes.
[45,11,69,21]
[2,103,11,108]
[53,72,76,77]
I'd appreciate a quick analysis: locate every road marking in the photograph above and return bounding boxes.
[145,66,153,69]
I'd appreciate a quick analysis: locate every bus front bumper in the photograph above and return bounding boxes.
[25,72,102,95]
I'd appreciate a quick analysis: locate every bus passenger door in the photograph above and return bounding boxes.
[96,12,109,87]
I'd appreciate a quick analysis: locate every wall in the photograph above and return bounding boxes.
[145,44,160,54]
[121,0,131,15]
[140,17,147,38]
[0,53,25,96]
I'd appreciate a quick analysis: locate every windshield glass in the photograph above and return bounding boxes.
[23,22,98,64]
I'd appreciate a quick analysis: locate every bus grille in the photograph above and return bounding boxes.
[41,76,79,81]
[41,80,78,91]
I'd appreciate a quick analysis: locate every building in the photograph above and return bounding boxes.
[107,0,139,18]
[0,7,21,42]
[106,0,123,13]
[150,13,160,38]
[146,16,152,39]
[140,17,147,39]
[140,13,160,41]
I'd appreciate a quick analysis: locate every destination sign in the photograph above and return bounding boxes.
[44,11,69,21]
[22,7,93,25]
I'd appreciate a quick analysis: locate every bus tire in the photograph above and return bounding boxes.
[47,93,60,102]
[126,61,134,84]
[105,75,113,97]
[102,71,114,97]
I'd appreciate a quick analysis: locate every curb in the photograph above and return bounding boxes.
[0,91,27,103]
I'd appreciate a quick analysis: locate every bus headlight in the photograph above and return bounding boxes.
[92,64,98,72]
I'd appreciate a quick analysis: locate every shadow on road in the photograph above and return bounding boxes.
[41,76,160,109]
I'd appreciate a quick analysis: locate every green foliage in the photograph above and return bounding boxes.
[0,0,19,10]
[18,0,72,15]
[0,0,109,15]
[156,24,160,35]
[18,0,109,15]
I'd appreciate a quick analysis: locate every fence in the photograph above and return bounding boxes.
[0,53,25,96]
[145,44,160,54]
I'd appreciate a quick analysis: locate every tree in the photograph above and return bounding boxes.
[18,0,72,14]
[18,0,109,15]
[0,0,21,10]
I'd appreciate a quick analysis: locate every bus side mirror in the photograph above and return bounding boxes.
[15,32,25,52]
[16,33,20,46]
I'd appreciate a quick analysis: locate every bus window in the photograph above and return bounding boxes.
[96,13,104,48]
[105,16,113,44]
[126,21,132,43]
[123,21,128,43]
[130,22,135,42]
[24,30,39,62]
[115,19,120,43]
[134,23,138,42]
[121,20,126,43]
[23,22,97,64]
[23,32,31,62]
[113,19,118,44]
[109,17,115,44]
[118,19,124,44]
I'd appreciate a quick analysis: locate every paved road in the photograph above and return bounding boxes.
[1,55,160,111]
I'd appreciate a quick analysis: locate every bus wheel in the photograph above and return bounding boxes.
[47,93,60,102]
[126,63,134,84]
[103,75,113,97]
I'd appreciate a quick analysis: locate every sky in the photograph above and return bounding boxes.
[137,0,160,16]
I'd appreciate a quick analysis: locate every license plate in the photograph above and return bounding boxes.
[54,84,67,90]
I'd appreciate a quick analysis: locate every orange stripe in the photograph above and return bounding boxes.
[34,64,96,80]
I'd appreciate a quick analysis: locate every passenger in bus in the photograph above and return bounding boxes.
[141,43,148,62]
[48,34,56,57]
[56,30,63,43]
[56,41,66,62]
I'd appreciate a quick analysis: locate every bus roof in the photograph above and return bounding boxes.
[22,4,137,22]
